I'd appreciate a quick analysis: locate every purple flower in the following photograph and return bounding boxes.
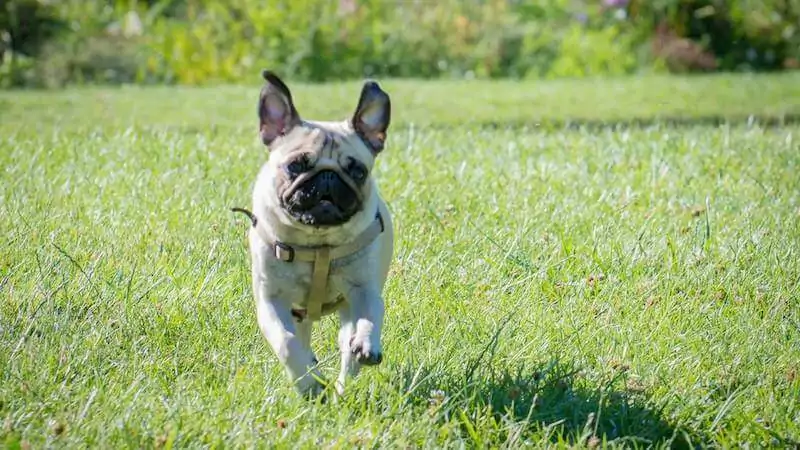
[604,0,628,7]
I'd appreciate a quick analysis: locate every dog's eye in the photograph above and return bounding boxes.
[286,160,306,174]
[349,165,367,181]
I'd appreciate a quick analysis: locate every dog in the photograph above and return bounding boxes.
[235,70,394,397]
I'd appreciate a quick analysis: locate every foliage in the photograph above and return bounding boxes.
[0,0,798,87]
[628,0,800,71]
[0,0,65,87]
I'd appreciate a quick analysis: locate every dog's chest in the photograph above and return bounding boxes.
[266,259,351,310]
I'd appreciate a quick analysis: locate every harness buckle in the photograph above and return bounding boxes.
[274,242,295,262]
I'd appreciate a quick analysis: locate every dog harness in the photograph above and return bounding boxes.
[232,207,385,322]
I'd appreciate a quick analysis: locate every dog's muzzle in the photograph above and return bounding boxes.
[282,162,364,226]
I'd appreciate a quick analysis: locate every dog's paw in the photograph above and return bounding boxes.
[349,335,383,366]
[295,370,327,400]
[297,379,326,400]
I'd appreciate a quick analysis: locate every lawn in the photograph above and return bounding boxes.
[1,73,799,448]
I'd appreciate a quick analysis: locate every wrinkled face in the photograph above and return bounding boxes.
[257,70,391,228]
[275,128,373,226]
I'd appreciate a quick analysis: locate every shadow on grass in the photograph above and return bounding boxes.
[379,313,708,447]
[395,359,705,448]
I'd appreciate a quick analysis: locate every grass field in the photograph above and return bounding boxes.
[2,73,800,448]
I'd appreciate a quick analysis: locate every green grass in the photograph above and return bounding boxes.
[3,72,800,131]
[1,73,799,448]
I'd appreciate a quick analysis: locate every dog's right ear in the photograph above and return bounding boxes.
[259,70,301,146]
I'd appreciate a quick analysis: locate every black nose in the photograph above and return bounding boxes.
[316,170,339,193]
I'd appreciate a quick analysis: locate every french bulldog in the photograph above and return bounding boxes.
[237,70,394,397]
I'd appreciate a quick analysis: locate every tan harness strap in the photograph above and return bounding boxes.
[232,207,385,322]
[307,247,331,320]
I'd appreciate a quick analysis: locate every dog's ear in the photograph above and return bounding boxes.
[352,80,391,154]
[259,70,301,146]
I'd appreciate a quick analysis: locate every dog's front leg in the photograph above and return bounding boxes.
[336,307,357,395]
[336,287,384,395]
[351,286,384,366]
[339,287,384,374]
[255,291,324,397]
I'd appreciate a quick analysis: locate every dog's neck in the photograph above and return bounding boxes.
[257,201,379,248]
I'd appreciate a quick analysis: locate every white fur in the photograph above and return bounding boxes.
[247,120,394,397]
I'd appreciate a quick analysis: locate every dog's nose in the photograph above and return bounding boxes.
[316,170,339,193]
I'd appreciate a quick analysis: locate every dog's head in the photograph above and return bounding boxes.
[258,70,391,228]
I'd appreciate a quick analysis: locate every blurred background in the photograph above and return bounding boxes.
[1,0,798,89]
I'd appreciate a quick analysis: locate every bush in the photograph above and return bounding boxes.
[0,0,65,87]
[1,0,798,88]
[628,0,800,71]
[137,0,646,84]
[35,34,148,88]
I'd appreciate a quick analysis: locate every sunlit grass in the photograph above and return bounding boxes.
[1,74,799,448]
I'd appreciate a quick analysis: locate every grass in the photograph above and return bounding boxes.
[3,72,800,131]
[1,73,799,448]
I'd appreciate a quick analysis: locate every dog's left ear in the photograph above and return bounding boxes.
[259,70,301,147]
[352,81,391,154]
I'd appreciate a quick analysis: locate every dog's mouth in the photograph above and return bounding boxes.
[281,171,361,227]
